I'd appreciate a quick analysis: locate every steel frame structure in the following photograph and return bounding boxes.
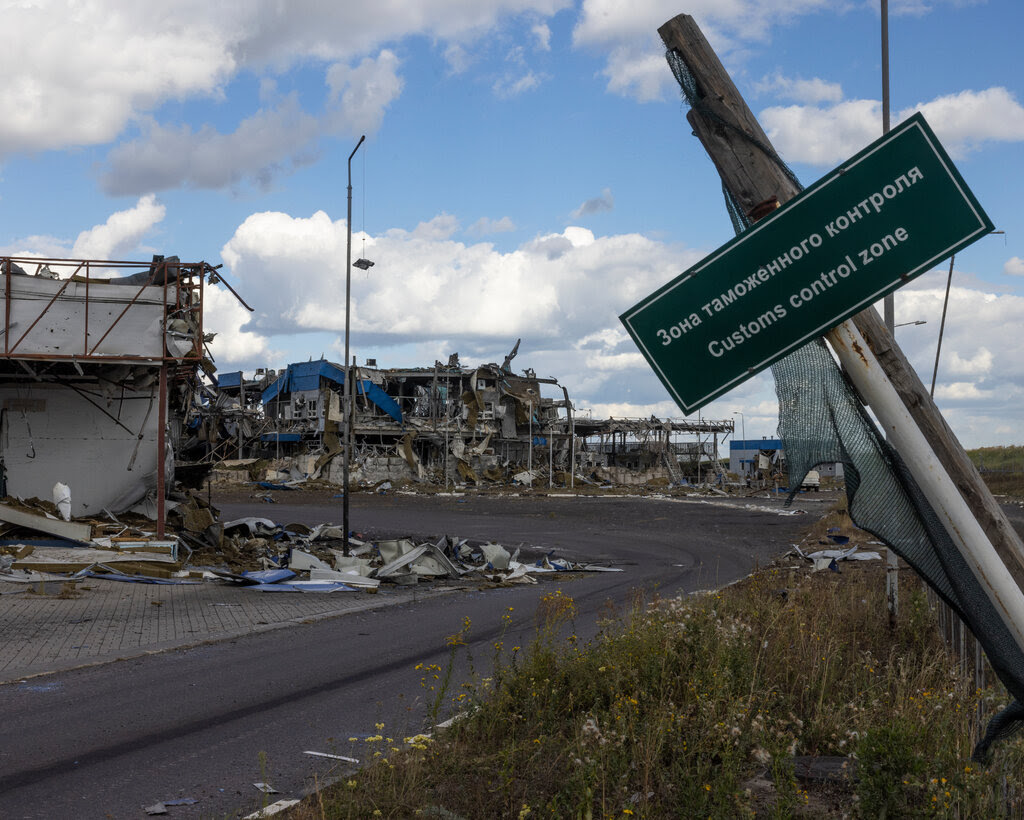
[0,256,209,534]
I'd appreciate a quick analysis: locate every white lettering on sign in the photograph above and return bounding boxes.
[857,226,910,266]
[707,304,788,358]
[788,255,859,309]
[656,312,703,346]
[825,167,922,237]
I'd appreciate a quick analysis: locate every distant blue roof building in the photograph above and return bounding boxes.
[262,359,402,424]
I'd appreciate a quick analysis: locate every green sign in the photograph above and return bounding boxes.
[620,112,994,414]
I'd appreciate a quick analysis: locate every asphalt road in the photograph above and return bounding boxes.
[0,491,821,819]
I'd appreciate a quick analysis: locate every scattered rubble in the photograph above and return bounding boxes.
[193,340,735,491]
[0,492,623,594]
[788,522,882,571]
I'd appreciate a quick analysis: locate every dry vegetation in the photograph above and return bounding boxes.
[276,504,1024,818]
[969,445,1024,498]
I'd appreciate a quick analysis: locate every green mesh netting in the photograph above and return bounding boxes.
[666,46,1024,761]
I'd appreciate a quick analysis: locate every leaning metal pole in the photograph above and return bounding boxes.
[343,135,365,556]
[658,12,1024,653]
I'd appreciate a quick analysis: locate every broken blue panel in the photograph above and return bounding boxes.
[261,369,289,404]
[246,581,355,593]
[260,433,302,443]
[80,572,199,585]
[218,371,242,388]
[241,569,296,584]
[0,538,90,548]
[359,380,402,423]
[210,569,260,585]
[317,360,349,387]
[261,360,347,404]
[533,436,547,446]
[291,360,345,392]
[259,358,404,424]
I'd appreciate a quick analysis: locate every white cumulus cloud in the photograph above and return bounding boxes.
[0,2,236,155]
[71,195,167,260]
[467,216,517,236]
[947,347,994,377]
[904,87,1024,157]
[571,188,615,219]
[204,284,274,369]
[102,98,323,195]
[1005,257,1024,277]
[762,87,1024,167]
[761,100,881,166]
[326,50,405,135]
[934,381,995,401]
[754,72,843,105]
[0,1,569,184]
[218,208,705,410]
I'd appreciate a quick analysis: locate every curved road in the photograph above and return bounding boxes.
[0,492,820,819]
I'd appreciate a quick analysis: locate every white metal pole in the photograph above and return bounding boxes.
[828,319,1024,655]
[570,412,575,489]
[528,401,533,477]
[445,372,450,490]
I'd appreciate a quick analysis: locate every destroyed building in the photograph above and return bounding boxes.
[729,438,844,482]
[0,255,211,526]
[196,342,734,488]
[204,345,573,486]
[573,416,732,485]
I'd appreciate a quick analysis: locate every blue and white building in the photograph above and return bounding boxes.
[728,438,844,480]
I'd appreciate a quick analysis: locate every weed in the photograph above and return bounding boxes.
[287,562,1024,819]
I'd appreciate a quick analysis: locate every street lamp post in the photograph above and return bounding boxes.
[342,134,365,556]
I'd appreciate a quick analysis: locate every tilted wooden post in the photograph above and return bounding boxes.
[658,13,1024,592]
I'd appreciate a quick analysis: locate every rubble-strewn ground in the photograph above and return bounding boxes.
[284,511,1024,820]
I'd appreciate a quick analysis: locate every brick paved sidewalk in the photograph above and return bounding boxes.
[0,577,452,682]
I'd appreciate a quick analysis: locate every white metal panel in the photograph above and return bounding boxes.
[0,382,163,516]
[0,275,173,359]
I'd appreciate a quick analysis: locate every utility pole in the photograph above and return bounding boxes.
[657,14,1024,597]
[342,135,365,556]
[880,0,898,618]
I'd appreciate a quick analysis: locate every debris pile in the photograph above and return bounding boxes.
[193,342,735,491]
[788,523,882,572]
[0,494,621,593]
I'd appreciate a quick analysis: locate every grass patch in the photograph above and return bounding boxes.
[967,445,1024,473]
[966,445,1024,497]
[287,563,1024,819]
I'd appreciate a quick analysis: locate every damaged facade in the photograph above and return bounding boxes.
[573,416,732,485]
[212,346,573,486]
[0,255,210,523]
[196,342,734,488]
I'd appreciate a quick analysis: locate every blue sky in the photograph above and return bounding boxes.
[0,0,1021,448]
